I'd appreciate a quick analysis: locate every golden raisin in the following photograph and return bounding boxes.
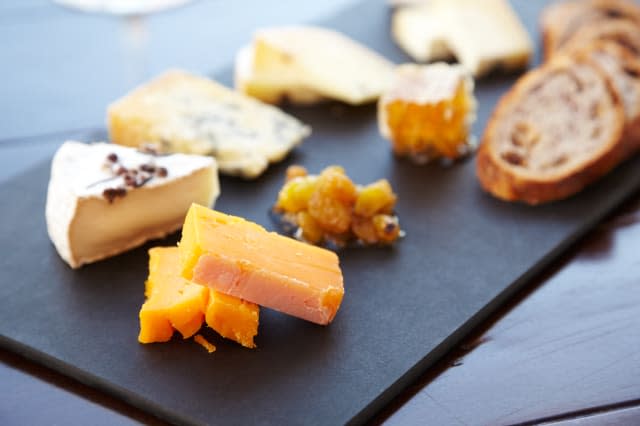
[373,214,401,244]
[307,168,358,234]
[285,165,308,182]
[317,167,358,204]
[275,176,318,213]
[351,217,378,245]
[296,211,324,244]
[308,193,352,235]
[354,179,397,217]
[274,165,402,246]
[322,165,346,175]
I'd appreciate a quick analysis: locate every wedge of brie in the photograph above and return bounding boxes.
[392,0,532,77]
[108,70,310,179]
[45,141,219,269]
[235,26,395,105]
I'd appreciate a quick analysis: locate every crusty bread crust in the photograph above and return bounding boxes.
[541,0,640,61]
[561,19,640,57]
[541,0,589,62]
[571,41,640,157]
[476,57,626,204]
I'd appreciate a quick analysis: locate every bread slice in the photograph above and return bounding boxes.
[541,0,640,61]
[574,41,640,156]
[562,20,640,57]
[476,56,626,204]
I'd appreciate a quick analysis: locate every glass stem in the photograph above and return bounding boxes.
[122,14,149,87]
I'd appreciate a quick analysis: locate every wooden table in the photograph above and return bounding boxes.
[2,1,639,425]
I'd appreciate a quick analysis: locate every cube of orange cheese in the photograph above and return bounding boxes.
[139,247,209,343]
[179,204,344,325]
[206,290,259,348]
[138,247,259,348]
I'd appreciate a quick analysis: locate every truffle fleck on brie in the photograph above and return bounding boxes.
[235,26,395,105]
[108,70,310,179]
[45,141,219,269]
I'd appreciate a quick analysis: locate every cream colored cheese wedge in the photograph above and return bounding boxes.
[392,0,532,77]
[108,70,311,179]
[235,26,395,105]
[392,4,451,62]
[45,141,219,269]
[235,45,327,105]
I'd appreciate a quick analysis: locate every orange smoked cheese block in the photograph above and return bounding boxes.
[179,204,344,325]
[138,247,208,343]
[205,289,259,348]
[138,246,259,347]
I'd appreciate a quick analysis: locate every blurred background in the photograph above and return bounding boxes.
[0,0,361,140]
[0,0,357,179]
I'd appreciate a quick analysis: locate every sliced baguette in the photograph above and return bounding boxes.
[573,41,640,154]
[476,56,626,204]
[541,0,640,61]
[561,19,640,57]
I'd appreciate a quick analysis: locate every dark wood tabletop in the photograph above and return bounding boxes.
[2,1,639,425]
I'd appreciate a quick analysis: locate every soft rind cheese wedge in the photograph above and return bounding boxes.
[138,247,259,348]
[392,0,533,77]
[45,141,219,269]
[179,204,344,325]
[378,63,477,162]
[108,70,311,179]
[235,26,395,105]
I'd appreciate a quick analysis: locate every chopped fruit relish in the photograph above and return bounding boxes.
[274,165,403,247]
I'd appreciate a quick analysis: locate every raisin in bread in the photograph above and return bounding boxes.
[541,0,640,61]
[476,56,626,204]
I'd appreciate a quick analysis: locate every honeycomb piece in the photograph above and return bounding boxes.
[378,63,477,163]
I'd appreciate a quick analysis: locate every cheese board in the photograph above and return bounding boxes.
[2,0,640,425]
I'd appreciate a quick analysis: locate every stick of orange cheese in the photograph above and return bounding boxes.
[179,204,344,326]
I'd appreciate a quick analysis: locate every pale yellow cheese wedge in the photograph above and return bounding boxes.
[392,0,532,77]
[235,26,395,105]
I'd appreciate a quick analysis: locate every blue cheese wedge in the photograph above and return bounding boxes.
[108,70,310,179]
[392,0,532,77]
[45,141,219,268]
[235,26,395,105]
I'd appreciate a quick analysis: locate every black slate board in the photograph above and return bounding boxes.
[2,1,640,425]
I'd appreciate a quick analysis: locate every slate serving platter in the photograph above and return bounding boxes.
[2,0,640,425]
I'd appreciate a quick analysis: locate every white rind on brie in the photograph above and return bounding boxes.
[235,26,396,105]
[45,141,220,268]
